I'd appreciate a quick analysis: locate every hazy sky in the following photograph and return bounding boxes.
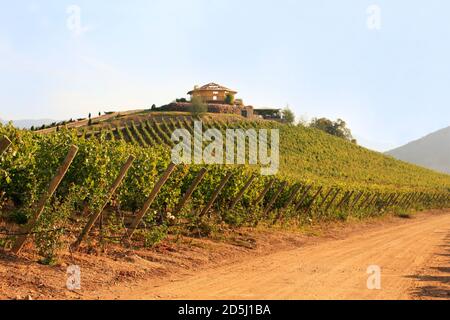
[1,0,449,151]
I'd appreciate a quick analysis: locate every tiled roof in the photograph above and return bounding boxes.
[188,82,237,94]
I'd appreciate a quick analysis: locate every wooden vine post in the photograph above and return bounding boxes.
[304,186,323,213]
[318,188,335,210]
[273,183,302,223]
[400,193,413,208]
[294,185,312,212]
[404,193,415,207]
[345,191,358,208]
[281,184,303,211]
[370,192,383,209]
[388,193,398,207]
[173,168,208,215]
[11,145,79,255]
[325,189,341,212]
[381,193,393,208]
[72,155,135,251]
[229,174,256,210]
[445,194,450,207]
[124,162,177,241]
[397,193,408,208]
[443,194,450,206]
[391,193,402,207]
[433,194,440,206]
[430,193,439,206]
[374,193,386,209]
[0,136,11,201]
[263,181,287,217]
[356,192,371,210]
[424,193,432,205]
[336,191,351,209]
[396,194,407,207]
[199,172,233,218]
[405,193,418,209]
[350,191,365,211]
[434,194,444,207]
[381,194,393,210]
[412,193,423,207]
[365,192,379,209]
[253,179,275,206]
[416,193,426,205]
[0,136,12,156]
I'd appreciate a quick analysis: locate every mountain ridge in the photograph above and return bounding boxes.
[386,126,450,174]
[0,118,57,129]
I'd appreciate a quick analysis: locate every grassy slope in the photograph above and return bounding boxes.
[59,110,450,192]
[278,125,450,192]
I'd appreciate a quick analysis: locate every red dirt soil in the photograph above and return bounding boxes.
[1,209,449,300]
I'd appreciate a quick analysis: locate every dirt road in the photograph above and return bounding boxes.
[99,212,450,300]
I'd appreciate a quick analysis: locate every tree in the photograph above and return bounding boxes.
[189,96,207,117]
[224,94,235,105]
[309,117,356,143]
[151,104,157,110]
[282,107,295,124]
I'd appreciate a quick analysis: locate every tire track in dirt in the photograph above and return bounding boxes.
[98,212,450,300]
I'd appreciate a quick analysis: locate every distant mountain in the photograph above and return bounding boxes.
[0,118,57,129]
[386,126,450,174]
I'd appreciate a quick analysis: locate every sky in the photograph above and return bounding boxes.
[1,0,449,152]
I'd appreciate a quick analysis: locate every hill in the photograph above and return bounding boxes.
[0,118,56,129]
[386,126,450,174]
[32,110,450,192]
[2,110,449,264]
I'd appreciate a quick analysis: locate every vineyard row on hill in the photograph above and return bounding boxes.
[80,115,264,148]
[0,124,449,262]
[75,114,450,192]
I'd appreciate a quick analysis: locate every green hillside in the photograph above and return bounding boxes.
[279,125,450,192]
[2,111,449,263]
[63,111,450,193]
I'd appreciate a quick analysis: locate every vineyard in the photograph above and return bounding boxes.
[1,112,450,264]
[72,112,450,191]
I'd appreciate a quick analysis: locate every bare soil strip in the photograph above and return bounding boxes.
[1,210,449,300]
[96,211,450,300]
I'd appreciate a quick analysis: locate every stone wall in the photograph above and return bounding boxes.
[159,102,254,118]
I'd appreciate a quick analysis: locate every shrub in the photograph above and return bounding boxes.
[282,107,295,125]
[189,97,207,117]
[224,94,235,105]
[309,117,356,143]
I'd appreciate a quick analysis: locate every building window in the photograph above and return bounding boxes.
[213,96,217,101]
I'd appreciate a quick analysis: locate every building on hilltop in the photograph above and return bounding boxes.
[187,83,237,104]
[160,82,254,118]
[253,108,282,120]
